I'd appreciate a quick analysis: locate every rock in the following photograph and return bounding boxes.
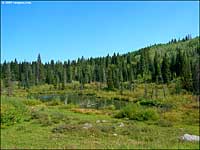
[102,120,107,123]
[83,123,93,129]
[119,122,125,127]
[113,133,117,136]
[181,134,200,141]
[96,120,101,123]
[95,120,107,123]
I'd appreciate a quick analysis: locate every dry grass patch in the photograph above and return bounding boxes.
[71,108,103,115]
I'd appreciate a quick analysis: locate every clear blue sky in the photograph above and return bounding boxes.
[1,1,199,63]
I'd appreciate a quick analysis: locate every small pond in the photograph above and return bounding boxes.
[28,93,131,110]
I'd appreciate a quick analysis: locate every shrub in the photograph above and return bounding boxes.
[59,103,79,109]
[98,125,115,133]
[103,104,116,110]
[22,99,42,106]
[115,104,159,121]
[16,125,26,131]
[159,103,174,111]
[139,99,161,107]
[35,112,52,126]
[1,97,30,126]
[156,119,173,127]
[52,124,79,133]
[135,108,159,121]
[31,109,43,119]
[50,112,65,124]
[115,104,137,119]
[46,99,62,106]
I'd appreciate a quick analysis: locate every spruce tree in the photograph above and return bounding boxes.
[107,66,114,89]
[161,53,171,84]
[153,51,161,82]
[4,63,13,96]
[181,52,192,91]
[62,68,66,90]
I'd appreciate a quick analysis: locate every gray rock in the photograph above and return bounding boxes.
[83,123,93,129]
[181,134,200,141]
[96,120,101,123]
[119,122,125,127]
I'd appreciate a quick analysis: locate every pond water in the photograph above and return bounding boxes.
[28,93,131,110]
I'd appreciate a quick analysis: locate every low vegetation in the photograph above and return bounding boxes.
[1,82,199,149]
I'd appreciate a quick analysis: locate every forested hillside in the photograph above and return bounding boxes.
[1,35,199,95]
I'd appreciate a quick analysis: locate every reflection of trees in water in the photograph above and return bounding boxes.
[34,93,128,110]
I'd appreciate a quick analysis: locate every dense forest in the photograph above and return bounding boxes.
[1,35,199,96]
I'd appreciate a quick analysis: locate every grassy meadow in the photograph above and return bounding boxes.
[1,83,199,149]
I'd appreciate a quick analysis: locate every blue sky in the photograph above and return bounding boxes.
[1,1,199,63]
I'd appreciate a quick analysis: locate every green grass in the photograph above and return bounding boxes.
[1,108,199,149]
[1,83,199,149]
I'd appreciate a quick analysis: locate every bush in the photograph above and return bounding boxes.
[33,112,52,126]
[1,97,30,126]
[115,104,159,121]
[52,124,79,133]
[135,108,159,121]
[159,103,174,111]
[37,114,52,126]
[50,112,65,124]
[31,109,43,119]
[59,103,79,109]
[22,99,42,106]
[115,104,137,119]
[139,99,161,107]
[103,104,116,110]
[156,119,173,127]
[46,99,62,106]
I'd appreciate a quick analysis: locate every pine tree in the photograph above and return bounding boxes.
[62,68,66,90]
[36,54,45,84]
[11,58,19,81]
[36,54,41,84]
[175,48,183,77]
[139,52,146,77]
[161,53,171,84]
[153,51,161,82]
[25,63,30,88]
[181,52,192,91]
[170,55,176,80]
[102,67,107,83]
[107,66,114,89]
[122,62,128,81]
[119,68,124,93]
[113,67,120,89]
[67,61,72,83]
[4,63,13,96]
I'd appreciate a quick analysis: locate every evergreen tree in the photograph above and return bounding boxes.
[107,66,114,89]
[161,53,171,83]
[170,55,176,80]
[175,48,183,77]
[36,54,45,84]
[181,52,193,91]
[62,68,67,90]
[4,63,13,96]
[153,51,161,82]
[139,52,146,77]
[113,67,120,89]
[67,65,72,83]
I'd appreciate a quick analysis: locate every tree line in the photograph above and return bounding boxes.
[1,36,199,96]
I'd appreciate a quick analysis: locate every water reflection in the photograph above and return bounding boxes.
[28,93,129,109]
